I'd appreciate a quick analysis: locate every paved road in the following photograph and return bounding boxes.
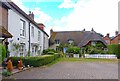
[6,62,118,79]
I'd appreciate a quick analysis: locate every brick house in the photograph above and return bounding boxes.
[103,33,111,44]
[103,31,120,44]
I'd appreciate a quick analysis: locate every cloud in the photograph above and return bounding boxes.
[11,0,30,12]
[58,0,76,9]
[32,8,53,23]
[12,0,53,24]
[52,0,119,36]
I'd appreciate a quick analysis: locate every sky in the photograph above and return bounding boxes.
[11,0,120,37]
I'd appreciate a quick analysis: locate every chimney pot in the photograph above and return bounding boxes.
[50,29,53,36]
[106,33,109,37]
[115,31,119,36]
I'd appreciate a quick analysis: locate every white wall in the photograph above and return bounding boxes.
[7,7,49,57]
[8,9,29,57]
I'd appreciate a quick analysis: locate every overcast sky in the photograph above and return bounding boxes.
[11,0,119,37]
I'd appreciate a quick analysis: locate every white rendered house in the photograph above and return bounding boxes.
[7,2,49,57]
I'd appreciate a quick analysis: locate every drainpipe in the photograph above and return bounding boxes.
[28,22,30,54]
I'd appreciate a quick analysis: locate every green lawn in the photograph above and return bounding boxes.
[47,57,118,67]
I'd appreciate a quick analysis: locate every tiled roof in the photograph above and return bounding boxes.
[0,26,12,38]
[49,31,107,47]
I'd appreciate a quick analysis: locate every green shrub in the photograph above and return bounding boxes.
[107,44,120,59]
[43,49,56,55]
[11,55,55,67]
[2,69,11,77]
[66,46,80,54]
[54,53,60,59]
[47,51,54,55]
[0,43,6,61]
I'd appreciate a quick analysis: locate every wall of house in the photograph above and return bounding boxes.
[44,34,49,50]
[8,9,29,57]
[0,6,8,29]
[30,23,43,56]
[7,3,49,57]
[111,35,120,44]
[103,36,111,44]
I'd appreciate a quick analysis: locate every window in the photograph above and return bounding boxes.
[68,39,74,44]
[119,40,120,44]
[20,19,25,37]
[56,46,59,51]
[31,26,34,37]
[20,45,25,56]
[91,41,96,46]
[38,31,40,41]
[32,47,34,53]
[55,40,60,44]
[105,40,110,44]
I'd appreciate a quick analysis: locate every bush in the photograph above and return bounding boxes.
[54,53,60,59]
[47,51,54,55]
[43,49,56,55]
[2,69,11,77]
[0,43,6,61]
[11,55,55,67]
[107,44,120,59]
[66,47,80,54]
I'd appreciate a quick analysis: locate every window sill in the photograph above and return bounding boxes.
[20,36,25,39]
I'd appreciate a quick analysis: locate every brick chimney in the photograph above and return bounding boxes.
[115,31,119,36]
[28,11,34,20]
[50,29,53,36]
[106,33,109,37]
[38,23,45,30]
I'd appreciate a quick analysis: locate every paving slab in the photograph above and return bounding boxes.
[2,62,118,79]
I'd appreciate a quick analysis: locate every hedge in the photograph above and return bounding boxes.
[11,54,60,67]
[0,43,6,61]
[107,44,120,59]
[54,53,60,59]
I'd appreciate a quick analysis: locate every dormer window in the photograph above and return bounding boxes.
[68,39,74,44]
[55,40,60,44]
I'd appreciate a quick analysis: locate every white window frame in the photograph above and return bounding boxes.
[20,19,26,37]
[55,40,60,44]
[38,31,40,41]
[19,45,25,56]
[31,26,34,37]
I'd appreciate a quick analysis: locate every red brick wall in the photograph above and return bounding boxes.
[111,35,120,44]
[0,6,8,29]
[103,36,111,44]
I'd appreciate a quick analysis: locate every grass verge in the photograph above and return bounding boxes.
[46,57,118,67]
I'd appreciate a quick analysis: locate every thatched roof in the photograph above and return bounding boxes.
[49,30,107,47]
[0,26,12,38]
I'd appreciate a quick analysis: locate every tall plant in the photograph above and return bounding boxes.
[12,43,21,56]
[0,43,6,61]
